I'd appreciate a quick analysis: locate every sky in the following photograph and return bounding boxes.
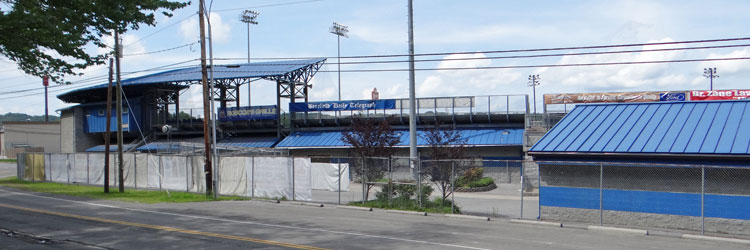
[2,0,750,115]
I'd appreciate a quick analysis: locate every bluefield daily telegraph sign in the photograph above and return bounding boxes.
[289,99,397,112]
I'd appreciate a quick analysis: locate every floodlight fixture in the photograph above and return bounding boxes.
[330,22,349,38]
[240,10,259,24]
[331,22,349,101]
[703,67,718,90]
[528,74,541,114]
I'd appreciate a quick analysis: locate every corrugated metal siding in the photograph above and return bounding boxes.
[84,100,140,133]
[276,129,523,148]
[85,144,137,152]
[530,100,750,155]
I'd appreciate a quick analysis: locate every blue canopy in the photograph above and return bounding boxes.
[530,99,750,156]
[58,58,326,103]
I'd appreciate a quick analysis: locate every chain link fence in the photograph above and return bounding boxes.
[539,161,750,236]
[17,152,750,235]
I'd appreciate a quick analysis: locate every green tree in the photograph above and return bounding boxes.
[0,0,189,84]
[341,115,401,201]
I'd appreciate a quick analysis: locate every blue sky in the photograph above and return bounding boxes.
[2,0,750,115]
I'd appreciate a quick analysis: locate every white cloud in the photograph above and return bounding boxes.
[180,12,231,44]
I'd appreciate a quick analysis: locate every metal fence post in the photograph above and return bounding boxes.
[701,166,705,235]
[520,162,526,219]
[417,156,422,208]
[291,157,295,201]
[506,160,510,183]
[251,156,255,199]
[337,157,341,205]
[599,162,604,226]
[134,154,138,189]
[159,155,163,191]
[361,156,366,205]
[87,153,90,184]
[538,163,541,220]
[388,156,393,206]
[451,161,455,214]
[186,155,190,193]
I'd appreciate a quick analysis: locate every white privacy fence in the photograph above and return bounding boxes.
[19,153,351,201]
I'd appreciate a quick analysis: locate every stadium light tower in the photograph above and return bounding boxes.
[703,67,718,91]
[330,22,349,101]
[528,74,540,114]
[240,10,259,106]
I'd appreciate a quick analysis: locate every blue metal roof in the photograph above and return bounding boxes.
[275,128,524,148]
[58,58,326,100]
[218,137,279,148]
[530,100,750,155]
[85,144,137,152]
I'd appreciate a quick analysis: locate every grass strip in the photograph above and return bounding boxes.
[0,177,248,204]
[0,159,17,163]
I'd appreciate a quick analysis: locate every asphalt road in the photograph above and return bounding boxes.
[0,186,746,250]
[0,162,16,178]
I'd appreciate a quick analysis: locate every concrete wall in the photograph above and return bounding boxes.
[60,107,101,153]
[542,207,750,236]
[2,122,61,158]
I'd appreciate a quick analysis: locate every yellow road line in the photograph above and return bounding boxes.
[0,203,330,250]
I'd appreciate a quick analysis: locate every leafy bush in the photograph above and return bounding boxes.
[463,167,484,182]
[467,177,495,188]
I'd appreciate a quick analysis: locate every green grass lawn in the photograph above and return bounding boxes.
[348,198,460,214]
[0,177,248,204]
[0,159,17,163]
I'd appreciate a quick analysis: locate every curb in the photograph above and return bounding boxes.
[386,210,428,216]
[444,214,490,221]
[254,199,281,204]
[509,219,562,227]
[336,205,373,211]
[682,234,750,245]
[587,225,648,235]
[288,202,324,207]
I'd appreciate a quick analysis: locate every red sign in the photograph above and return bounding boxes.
[42,76,49,87]
[689,90,750,101]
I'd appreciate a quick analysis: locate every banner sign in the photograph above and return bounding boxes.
[689,90,750,101]
[218,105,277,121]
[660,92,686,102]
[289,99,396,112]
[544,91,687,104]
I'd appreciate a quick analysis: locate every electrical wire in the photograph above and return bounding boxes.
[212,0,323,12]
[123,41,198,56]
[316,56,750,73]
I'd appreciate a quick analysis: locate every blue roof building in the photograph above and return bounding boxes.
[528,99,750,233]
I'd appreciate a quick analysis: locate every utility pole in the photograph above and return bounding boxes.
[206,5,219,199]
[703,68,718,91]
[407,0,418,177]
[330,22,349,101]
[528,74,540,114]
[198,0,214,197]
[104,58,113,193]
[115,30,124,193]
[239,10,258,107]
[43,76,48,122]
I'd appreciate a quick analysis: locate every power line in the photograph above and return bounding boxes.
[124,13,197,47]
[210,43,750,65]
[212,0,323,12]
[0,60,198,98]
[123,41,198,56]
[210,37,750,62]
[317,56,750,73]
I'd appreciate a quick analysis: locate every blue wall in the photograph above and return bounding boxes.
[84,100,141,133]
[541,186,750,220]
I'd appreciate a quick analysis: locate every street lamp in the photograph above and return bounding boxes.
[703,67,718,91]
[528,74,540,114]
[240,10,259,106]
[330,22,349,101]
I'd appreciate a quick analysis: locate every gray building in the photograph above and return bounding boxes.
[1,121,61,158]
